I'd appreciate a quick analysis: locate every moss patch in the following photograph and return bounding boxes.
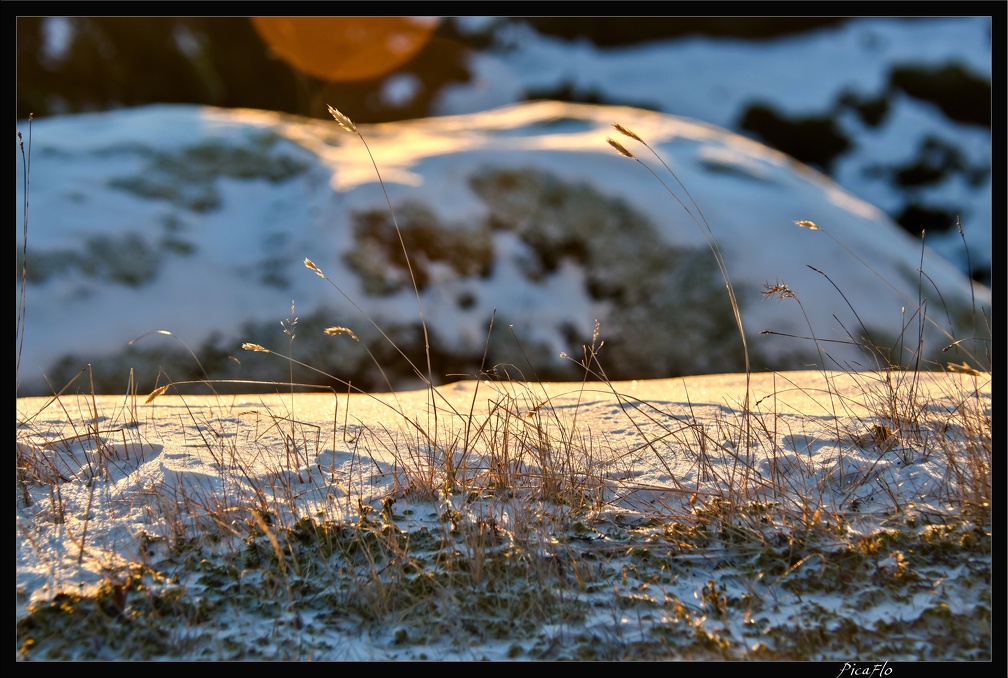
[19,231,160,287]
[346,199,494,295]
[470,167,749,378]
[108,132,309,212]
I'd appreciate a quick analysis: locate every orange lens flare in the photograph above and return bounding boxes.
[251,17,439,82]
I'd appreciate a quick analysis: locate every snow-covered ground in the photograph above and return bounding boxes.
[15,368,993,659]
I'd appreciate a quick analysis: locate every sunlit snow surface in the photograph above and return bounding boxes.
[16,369,991,660]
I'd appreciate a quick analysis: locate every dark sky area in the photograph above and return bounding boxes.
[16,16,850,122]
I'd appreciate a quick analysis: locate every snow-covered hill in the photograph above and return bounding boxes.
[15,102,991,396]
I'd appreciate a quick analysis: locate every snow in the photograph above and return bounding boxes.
[15,369,992,659]
[436,16,991,277]
[15,16,992,660]
[14,100,989,398]
[15,16,991,398]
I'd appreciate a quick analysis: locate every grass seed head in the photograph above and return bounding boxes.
[611,122,644,143]
[606,137,636,159]
[947,361,983,376]
[762,281,799,302]
[327,105,357,134]
[304,258,325,278]
[324,326,359,341]
[144,384,170,403]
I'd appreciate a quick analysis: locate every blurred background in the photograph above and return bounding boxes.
[16,16,992,286]
[15,16,992,396]
[18,17,852,123]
